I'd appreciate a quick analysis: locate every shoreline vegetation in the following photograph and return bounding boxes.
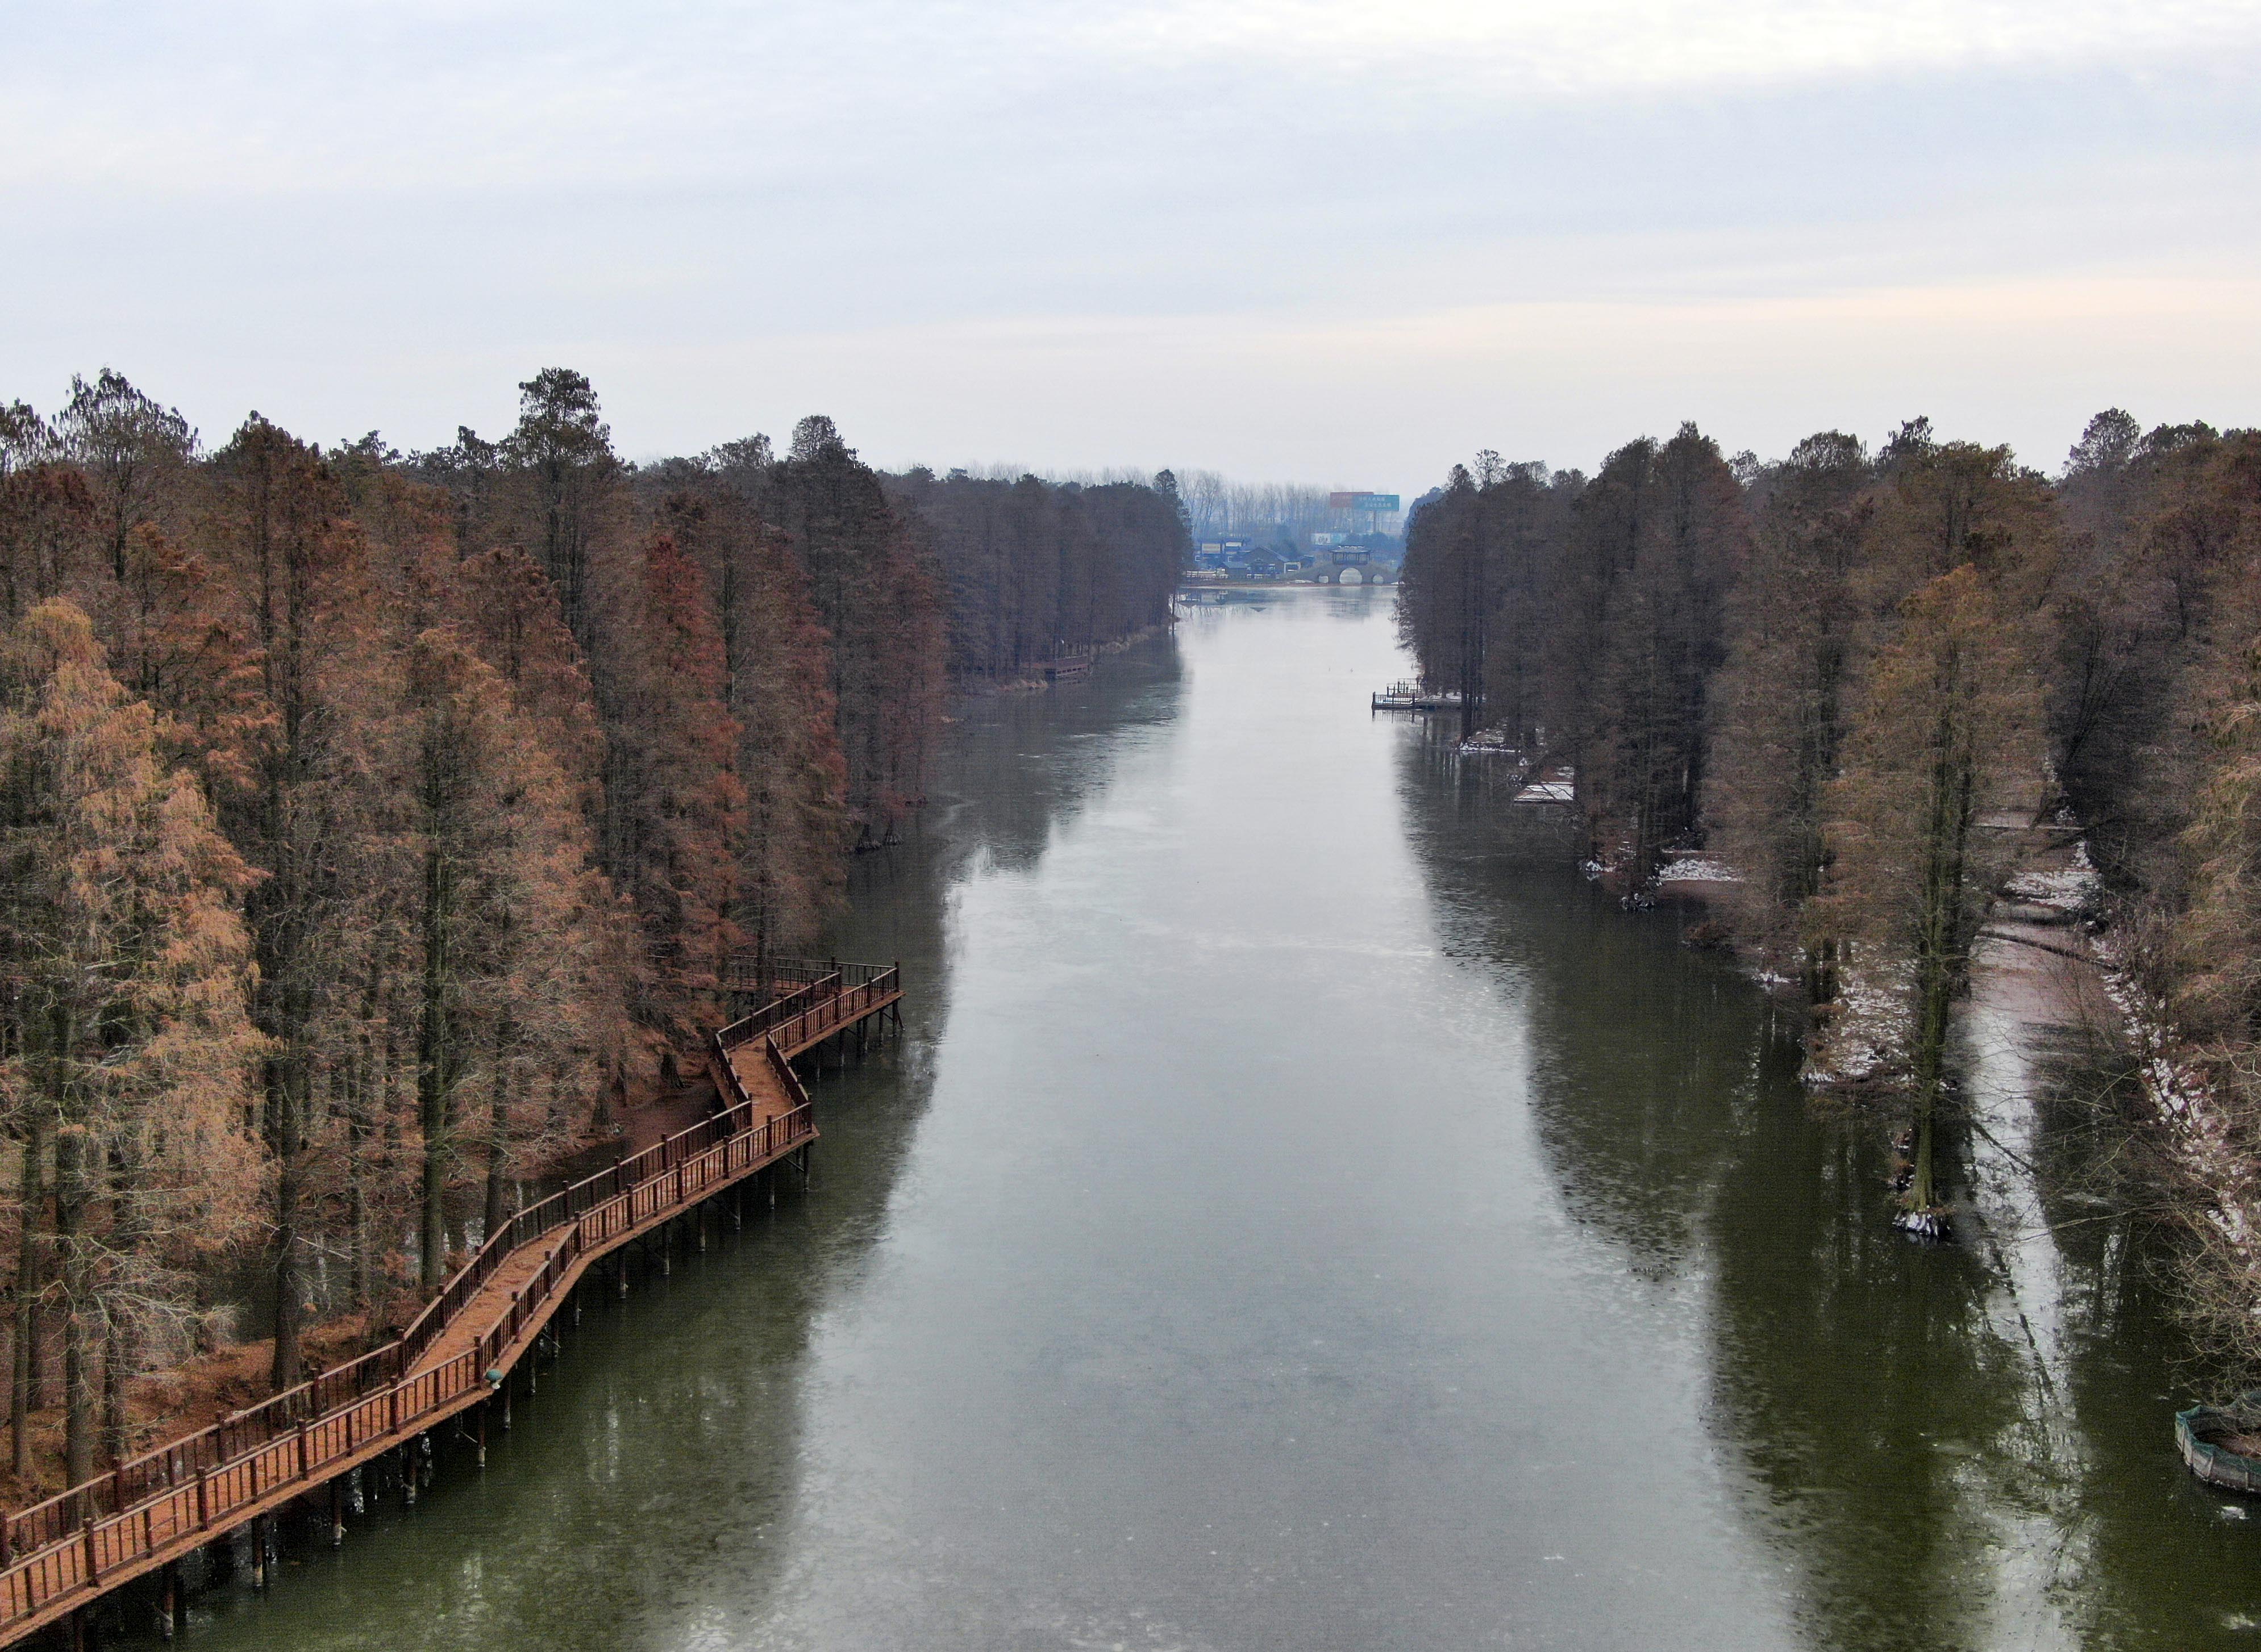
[0,368,1192,1507]
[1394,416,2261,1380]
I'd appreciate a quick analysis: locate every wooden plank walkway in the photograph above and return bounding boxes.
[0,962,901,1647]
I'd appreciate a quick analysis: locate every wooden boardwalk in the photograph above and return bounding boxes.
[0,962,901,1647]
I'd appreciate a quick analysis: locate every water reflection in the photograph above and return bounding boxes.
[139,590,2261,1652]
[1394,714,2261,1650]
[143,643,1184,1652]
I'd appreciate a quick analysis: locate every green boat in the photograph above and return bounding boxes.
[2177,1392,2261,1492]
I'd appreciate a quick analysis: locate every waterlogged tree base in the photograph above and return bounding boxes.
[1894,1206,1952,1241]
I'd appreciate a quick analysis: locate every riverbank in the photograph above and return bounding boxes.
[953,621,1176,696]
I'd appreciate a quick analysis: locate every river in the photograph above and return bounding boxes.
[159,588,2260,1650]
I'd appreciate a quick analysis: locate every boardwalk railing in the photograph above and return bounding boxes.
[715,972,840,1056]
[721,954,895,997]
[715,964,899,1061]
[764,973,899,1057]
[0,999,844,1635]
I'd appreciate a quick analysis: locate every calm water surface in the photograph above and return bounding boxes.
[169,590,2261,1650]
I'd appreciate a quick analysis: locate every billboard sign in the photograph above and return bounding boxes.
[1328,491,1401,513]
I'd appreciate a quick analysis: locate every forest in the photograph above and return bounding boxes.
[1397,414,2261,1340]
[0,369,1186,1499]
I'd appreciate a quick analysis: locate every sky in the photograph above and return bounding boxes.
[6,1,2259,495]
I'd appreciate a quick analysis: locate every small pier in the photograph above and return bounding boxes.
[1038,649,1094,683]
[0,961,902,1648]
[1371,681,1463,711]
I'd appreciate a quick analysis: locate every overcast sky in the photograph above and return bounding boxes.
[7,1,2258,494]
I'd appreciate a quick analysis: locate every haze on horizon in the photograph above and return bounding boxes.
[7,0,2258,494]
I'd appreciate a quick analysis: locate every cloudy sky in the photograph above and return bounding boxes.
[7,1,2257,492]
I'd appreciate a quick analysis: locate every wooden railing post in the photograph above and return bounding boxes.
[81,1516,97,1583]
[195,1467,209,1530]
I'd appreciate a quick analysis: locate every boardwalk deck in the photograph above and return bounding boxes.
[0,962,900,1647]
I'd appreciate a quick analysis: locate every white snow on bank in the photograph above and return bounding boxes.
[2005,840,2103,912]
[1658,858,1742,885]
[1515,781,1575,803]
[1805,950,1916,1087]
[2092,931,2261,1271]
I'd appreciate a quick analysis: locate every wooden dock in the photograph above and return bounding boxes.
[1038,650,1093,683]
[1371,680,1463,711]
[0,961,902,1647]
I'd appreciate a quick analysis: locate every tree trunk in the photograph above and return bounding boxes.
[418,828,457,1293]
[484,1016,513,1244]
[268,1053,305,1392]
[52,1128,95,1495]
[347,1086,368,1311]
[100,1137,144,1463]
[11,1121,47,1478]
[1906,702,1975,1215]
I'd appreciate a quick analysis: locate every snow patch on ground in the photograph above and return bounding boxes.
[2005,840,2103,913]
[1658,858,1742,885]
[1805,950,1916,1086]
[2082,887,2261,1312]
